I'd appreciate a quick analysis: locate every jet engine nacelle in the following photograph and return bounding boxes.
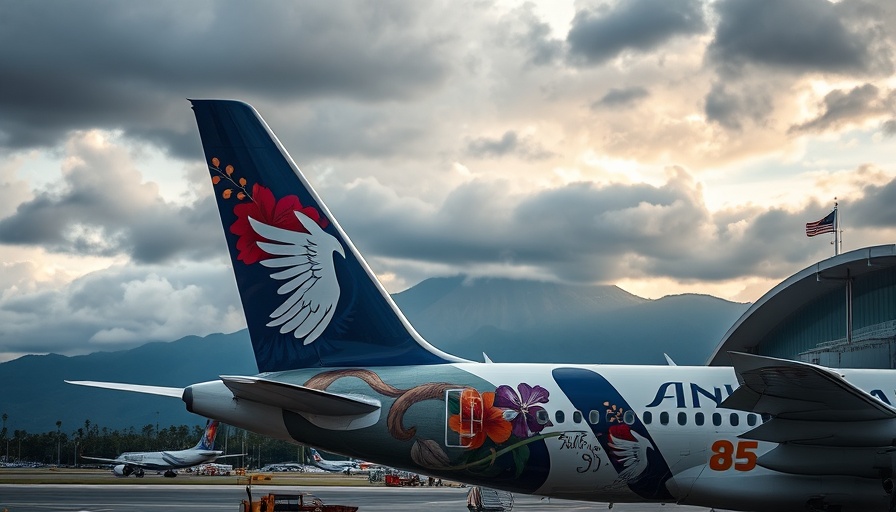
[112,464,143,477]
[184,380,294,443]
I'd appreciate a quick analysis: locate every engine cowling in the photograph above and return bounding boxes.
[112,464,131,477]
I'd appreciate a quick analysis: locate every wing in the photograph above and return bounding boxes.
[80,455,124,465]
[81,455,153,469]
[721,352,896,422]
[214,453,247,459]
[720,352,896,477]
[608,430,651,481]
[249,212,345,345]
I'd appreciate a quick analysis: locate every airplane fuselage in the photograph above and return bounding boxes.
[184,363,896,511]
[115,448,224,471]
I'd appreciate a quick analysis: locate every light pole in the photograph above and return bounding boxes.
[55,420,62,466]
[2,413,7,463]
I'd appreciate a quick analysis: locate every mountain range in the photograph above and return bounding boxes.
[0,276,748,433]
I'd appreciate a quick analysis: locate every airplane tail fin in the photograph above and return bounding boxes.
[190,100,465,372]
[196,419,219,450]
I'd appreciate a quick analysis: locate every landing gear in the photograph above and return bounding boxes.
[134,468,145,478]
[164,470,177,478]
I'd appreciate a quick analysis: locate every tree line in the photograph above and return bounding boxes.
[0,413,304,469]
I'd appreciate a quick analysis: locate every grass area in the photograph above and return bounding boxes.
[0,468,381,486]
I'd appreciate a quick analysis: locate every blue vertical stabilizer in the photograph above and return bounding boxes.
[190,100,463,372]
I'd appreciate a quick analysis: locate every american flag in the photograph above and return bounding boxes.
[806,210,836,237]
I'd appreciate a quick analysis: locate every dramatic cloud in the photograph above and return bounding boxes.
[708,0,891,76]
[327,167,876,285]
[704,82,774,130]
[0,263,243,358]
[1,0,895,361]
[884,119,896,136]
[0,131,221,263]
[567,0,706,65]
[850,179,896,228]
[466,131,552,160]
[789,84,895,133]
[593,87,650,109]
[0,1,457,152]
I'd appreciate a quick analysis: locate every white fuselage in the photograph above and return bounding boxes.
[184,362,896,511]
[113,448,223,471]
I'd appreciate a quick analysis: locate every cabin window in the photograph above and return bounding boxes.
[555,411,565,424]
[642,411,652,424]
[573,410,583,423]
[747,414,757,427]
[660,411,669,425]
[729,413,739,427]
[589,410,601,424]
[677,412,687,426]
[694,412,705,426]
[712,413,722,426]
[623,410,636,425]
[536,409,549,425]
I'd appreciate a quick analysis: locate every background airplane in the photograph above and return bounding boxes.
[311,448,366,472]
[81,419,242,477]
[67,100,896,511]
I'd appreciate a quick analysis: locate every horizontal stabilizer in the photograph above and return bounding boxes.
[220,375,380,416]
[66,380,184,399]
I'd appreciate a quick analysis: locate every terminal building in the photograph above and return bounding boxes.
[708,244,896,369]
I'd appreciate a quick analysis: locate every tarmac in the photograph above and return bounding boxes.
[0,469,718,512]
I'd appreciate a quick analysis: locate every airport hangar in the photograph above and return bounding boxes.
[707,244,896,369]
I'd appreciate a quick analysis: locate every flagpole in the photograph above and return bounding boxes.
[834,199,839,256]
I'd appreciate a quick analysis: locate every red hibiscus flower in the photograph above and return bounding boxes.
[230,184,329,265]
[448,389,512,450]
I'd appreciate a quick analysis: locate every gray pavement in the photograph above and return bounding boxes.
[0,484,718,512]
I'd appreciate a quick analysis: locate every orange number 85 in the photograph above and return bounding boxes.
[709,440,758,471]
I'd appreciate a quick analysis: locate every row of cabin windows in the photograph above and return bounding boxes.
[642,410,761,428]
[532,409,764,428]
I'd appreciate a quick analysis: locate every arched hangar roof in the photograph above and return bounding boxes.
[707,244,896,366]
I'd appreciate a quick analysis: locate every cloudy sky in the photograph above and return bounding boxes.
[1,0,895,362]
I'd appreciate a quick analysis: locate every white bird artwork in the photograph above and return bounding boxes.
[608,430,653,482]
[248,211,345,345]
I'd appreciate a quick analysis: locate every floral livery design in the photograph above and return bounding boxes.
[292,370,557,492]
[494,383,552,439]
[445,383,556,478]
[209,158,344,345]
